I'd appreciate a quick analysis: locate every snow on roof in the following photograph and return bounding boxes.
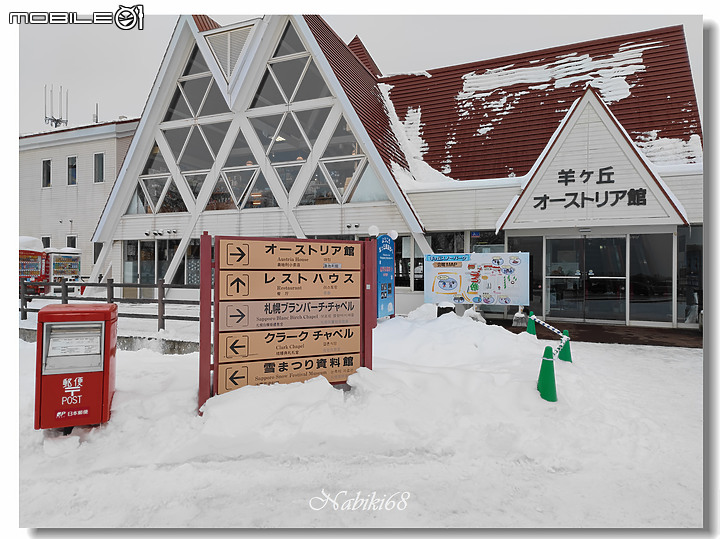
[19,236,43,251]
[382,25,702,181]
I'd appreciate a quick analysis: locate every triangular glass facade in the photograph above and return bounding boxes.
[244,172,279,209]
[125,185,150,214]
[142,177,169,209]
[185,174,205,199]
[299,166,338,206]
[158,179,188,213]
[205,176,235,210]
[142,143,170,175]
[273,22,305,58]
[348,162,389,202]
[274,164,302,194]
[224,169,256,205]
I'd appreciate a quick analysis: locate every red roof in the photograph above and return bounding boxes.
[193,15,220,32]
[348,36,383,77]
[382,25,702,181]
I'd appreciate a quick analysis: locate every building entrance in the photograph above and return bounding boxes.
[545,237,626,322]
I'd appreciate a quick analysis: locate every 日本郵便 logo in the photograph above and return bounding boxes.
[9,5,144,30]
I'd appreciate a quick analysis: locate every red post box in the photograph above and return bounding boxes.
[34,303,118,432]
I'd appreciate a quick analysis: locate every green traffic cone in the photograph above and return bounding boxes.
[537,346,557,402]
[558,330,572,362]
[527,311,536,335]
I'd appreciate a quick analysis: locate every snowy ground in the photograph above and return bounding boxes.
[15,304,704,529]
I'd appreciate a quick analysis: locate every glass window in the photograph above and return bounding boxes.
[430,232,464,253]
[269,114,309,163]
[630,234,673,322]
[413,239,425,291]
[93,242,103,263]
[185,173,205,199]
[250,68,285,109]
[67,156,77,185]
[199,80,230,117]
[271,57,308,101]
[322,116,360,158]
[294,59,331,102]
[243,172,278,209]
[42,159,51,187]
[158,180,188,213]
[126,185,151,214]
[41,236,51,248]
[178,127,214,172]
[142,177,168,209]
[348,162,389,203]
[395,236,411,288]
[677,225,703,324]
[294,108,331,147]
[123,241,138,283]
[323,159,362,198]
[471,230,505,253]
[224,169,255,205]
[183,46,210,77]
[274,164,302,194]
[200,122,231,158]
[139,241,156,298]
[163,127,191,163]
[508,236,542,314]
[299,166,337,206]
[223,128,256,168]
[163,86,192,122]
[205,176,235,211]
[66,236,77,249]
[94,153,105,182]
[250,115,283,153]
[142,143,170,175]
[273,22,305,58]
[180,77,211,116]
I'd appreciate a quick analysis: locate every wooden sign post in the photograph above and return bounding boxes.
[198,234,376,409]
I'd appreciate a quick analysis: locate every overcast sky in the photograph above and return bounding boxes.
[12,8,709,136]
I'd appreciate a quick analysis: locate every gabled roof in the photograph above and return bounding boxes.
[382,25,702,181]
[192,14,220,32]
[347,35,383,77]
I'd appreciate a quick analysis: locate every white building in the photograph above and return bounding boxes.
[19,119,139,279]
[90,15,703,327]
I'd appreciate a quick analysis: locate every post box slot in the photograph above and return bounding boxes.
[42,322,105,375]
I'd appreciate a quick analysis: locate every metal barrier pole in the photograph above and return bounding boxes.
[20,280,28,320]
[106,278,114,303]
[157,278,165,331]
[61,278,68,304]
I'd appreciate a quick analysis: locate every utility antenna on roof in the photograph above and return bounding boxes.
[44,84,68,128]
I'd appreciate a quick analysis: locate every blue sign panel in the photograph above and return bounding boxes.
[377,235,395,318]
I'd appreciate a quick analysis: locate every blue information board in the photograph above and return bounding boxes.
[377,235,395,318]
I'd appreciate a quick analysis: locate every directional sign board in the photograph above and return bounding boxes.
[202,235,376,399]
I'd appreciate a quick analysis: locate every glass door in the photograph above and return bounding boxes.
[546,237,626,321]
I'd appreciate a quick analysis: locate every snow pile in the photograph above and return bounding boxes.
[19,236,43,251]
[19,308,703,527]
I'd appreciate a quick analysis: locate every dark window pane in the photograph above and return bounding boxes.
[294,59,331,102]
[200,122,231,158]
[395,236,410,288]
[430,232,464,253]
[200,80,231,117]
[163,86,192,122]
[181,77,211,116]
[67,156,77,185]
[224,169,255,205]
[471,230,505,252]
[299,166,337,206]
[294,107,331,147]
[205,177,235,211]
[163,127,191,164]
[243,172,278,209]
[630,234,673,322]
[94,153,105,182]
[126,185,150,214]
[322,116,360,158]
[223,128,256,168]
[323,159,362,198]
[185,174,205,199]
[183,46,209,76]
[178,127,214,172]
[142,177,168,208]
[158,180,188,213]
[250,68,285,108]
[274,164,302,194]
[273,22,305,58]
[269,114,309,163]
[677,225,703,324]
[42,160,51,187]
[271,57,308,100]
[250,115,283,153]
[142,143,170,175]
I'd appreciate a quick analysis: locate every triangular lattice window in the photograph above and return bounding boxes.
[158,179,188,213]
[271,57,308,101]
[224,169,256,205]
[200,122,231,158]
[178,127,214,172]
[142,143,170,175]
[323,116,361,158]
[250,115,283,153]
[142,177,169,209]
[224,129,256,168]
[164,86,192,122]
[299,166,338,206]
[273,22,305,58]
[243,172,278,209]
[295,108,331,148]
[294,59,331,102]
[348,162,390,203]
[200,80,230,117]
[274,164,302,194]
[269,114,309,163]
[183,46,210,76]
[185,174,205,199]
[324,159,363,199]
[125,185,150,214]
[250,69,285,109]
[205,176,235,211]
[163,126,191,163]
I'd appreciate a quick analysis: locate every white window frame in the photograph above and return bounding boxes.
[67,155,77,186]
[93,152,105,183]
